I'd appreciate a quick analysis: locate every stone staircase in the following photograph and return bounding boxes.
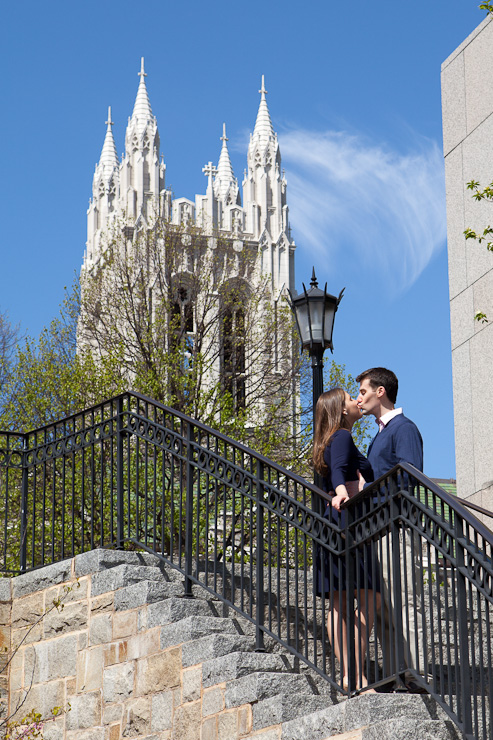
[64,549,463,739]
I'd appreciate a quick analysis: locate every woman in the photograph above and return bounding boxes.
[313,387,380,692]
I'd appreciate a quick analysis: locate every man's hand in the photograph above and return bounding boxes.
[357,470,367,492]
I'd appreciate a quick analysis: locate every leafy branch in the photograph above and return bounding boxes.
[464,180,493,323]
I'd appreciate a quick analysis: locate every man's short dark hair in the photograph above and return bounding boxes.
[356,367,398,404]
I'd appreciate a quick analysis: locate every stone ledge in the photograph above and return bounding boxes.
[114,579,184,610]
[12,560,72,599]
[91,565,166,596]
[74,549,161,577]
[0,577,12,603]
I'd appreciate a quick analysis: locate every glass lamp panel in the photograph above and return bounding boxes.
[323,304,337,346]
[295,301,311,346]
[308,299,324,345]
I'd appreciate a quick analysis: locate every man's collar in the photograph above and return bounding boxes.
[377,407,403,429]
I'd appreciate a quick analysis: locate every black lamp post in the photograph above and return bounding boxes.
[289,268,344,508]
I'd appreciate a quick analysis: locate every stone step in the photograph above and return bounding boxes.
[113,579,185,610]
[225,671,316,707]
[182,633,256,667]
[159,615,246,649]
[253,692,336,730]
[280,694,459,740]
[91,564,168,596]
[203,651,296,688]
[75,548,162,576]
[146,596,216,628]
[357,717,462,740]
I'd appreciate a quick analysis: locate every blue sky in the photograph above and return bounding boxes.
[0,1,486,477]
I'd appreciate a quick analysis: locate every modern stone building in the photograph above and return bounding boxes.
[442,13,493,506]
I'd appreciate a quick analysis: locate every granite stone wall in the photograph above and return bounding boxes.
[0,552,459,740]
[2,555,261,740]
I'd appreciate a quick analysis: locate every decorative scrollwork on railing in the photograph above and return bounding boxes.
[1,394,493,740]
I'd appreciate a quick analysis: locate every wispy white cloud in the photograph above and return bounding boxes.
[279,128,446,295]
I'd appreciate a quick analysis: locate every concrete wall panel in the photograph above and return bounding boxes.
[441,53,466,157]
[451,342,474,499]
[444,145,467,299]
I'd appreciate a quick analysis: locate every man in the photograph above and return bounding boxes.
[356,367,423,478]
[356,367,425,692]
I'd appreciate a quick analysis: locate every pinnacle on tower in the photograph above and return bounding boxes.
[98,106,119,172]
[130,57,154,134]
[252,75,275,149]
[214,123,236,201]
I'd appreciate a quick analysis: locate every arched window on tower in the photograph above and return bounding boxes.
[221,282,247,412]
[170,283,195,370]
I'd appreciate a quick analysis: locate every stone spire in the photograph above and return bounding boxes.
[121,58,165,223]
[214,124,237,203]
[252,76,275,150]
[99,106,119,173]
[85,108,121,267]
[130,57,155,135]
[242,76,295,296]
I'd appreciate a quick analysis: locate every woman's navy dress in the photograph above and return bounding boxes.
[316,429,380,594]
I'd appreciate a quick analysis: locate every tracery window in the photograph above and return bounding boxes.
[171,284,195,369]
[221,283,247,412]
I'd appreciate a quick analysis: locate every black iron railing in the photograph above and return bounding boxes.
[0,391,491,739]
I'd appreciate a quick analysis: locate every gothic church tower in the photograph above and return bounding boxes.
[81,61,297,427]
[83,61,295,299]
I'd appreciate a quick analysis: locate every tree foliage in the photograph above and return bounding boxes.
[0,282,120,431]
[0,220,371,477]
[78,220,306,468]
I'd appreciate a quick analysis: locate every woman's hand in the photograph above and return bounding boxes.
[357,470,367,492]
[332,484,349,512]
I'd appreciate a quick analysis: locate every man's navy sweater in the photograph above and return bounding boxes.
[367,413,423,481]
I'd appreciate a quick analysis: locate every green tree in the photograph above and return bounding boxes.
[0,281,120,431]
[0,222,371,476]
[78,219,306,469]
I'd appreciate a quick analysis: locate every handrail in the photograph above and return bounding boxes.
[0,391,490,739]
[346,461,493,544]
[455,496,493,522]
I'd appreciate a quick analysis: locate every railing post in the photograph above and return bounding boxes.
[454,512,473,736]
[184,422,194,597]
[116,397,125,550]
[20,435,28,572]
[389,473,406,683]
[345,504,356,692]
[255,460,265,651]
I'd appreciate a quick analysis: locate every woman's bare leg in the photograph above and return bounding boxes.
[326,592,349,688]
[355,589,381,689]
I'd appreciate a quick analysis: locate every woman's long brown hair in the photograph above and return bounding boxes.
[312,388,351,476]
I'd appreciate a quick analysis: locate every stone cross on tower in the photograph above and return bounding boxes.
[221,123,228,144]
[259,75,267,96]
[202,161,218,192]
[105,107,114,128]
[138,57,147,79]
